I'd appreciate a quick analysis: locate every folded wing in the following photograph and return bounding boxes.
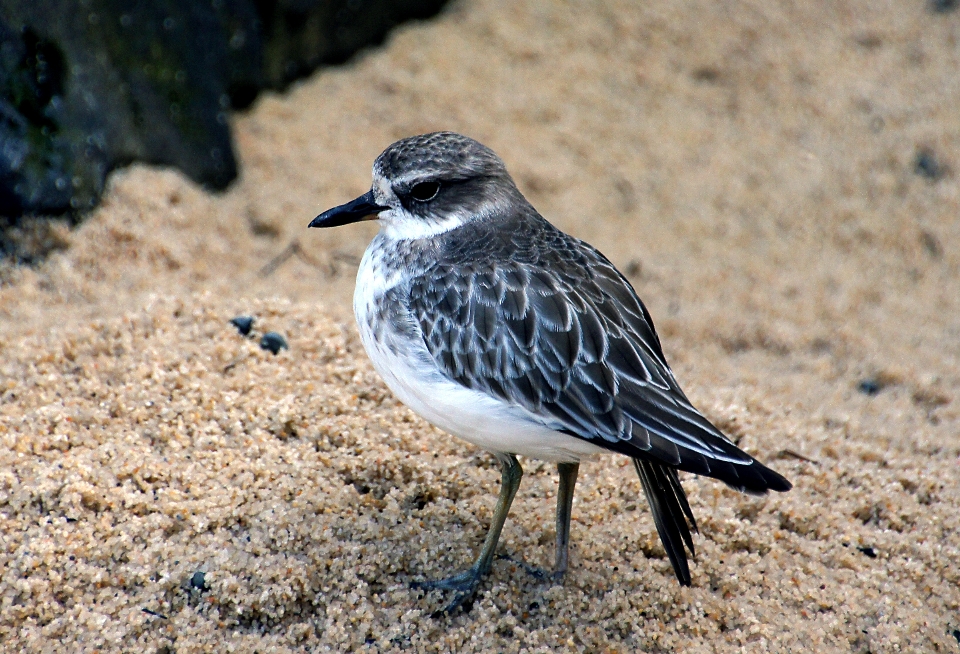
[409,236,790,495]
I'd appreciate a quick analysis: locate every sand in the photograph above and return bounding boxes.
[1,0,959,651]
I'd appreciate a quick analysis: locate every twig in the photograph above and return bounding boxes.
[332,251,362,266]
[777,448,819,464]
[259,239,330,276]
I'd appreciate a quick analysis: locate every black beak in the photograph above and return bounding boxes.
[309,190,387,228]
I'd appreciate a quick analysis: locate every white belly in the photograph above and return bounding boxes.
[353,246,604,463]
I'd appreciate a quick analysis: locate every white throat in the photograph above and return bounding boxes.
[377,208,465,241]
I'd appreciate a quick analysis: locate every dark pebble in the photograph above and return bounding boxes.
[857,546,878,558]
[914,148,944,180]
[930,0,957,13]
[952,629,960,644]
[692,66,721,83]
[260,332,289,354]
[229,315,255,336]
[857,379,882,396]
[189,570,207,591]
[919,230,942,258]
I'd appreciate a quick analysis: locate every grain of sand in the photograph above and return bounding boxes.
[1,1,959,651]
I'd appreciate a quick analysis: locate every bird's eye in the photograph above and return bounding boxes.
[410,181,440,202]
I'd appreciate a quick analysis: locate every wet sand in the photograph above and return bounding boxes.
[1,0,958,651]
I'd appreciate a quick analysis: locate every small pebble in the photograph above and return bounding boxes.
[914,148,944,180]
[260,332,289,354]
[229,315,255,336]
[189,571,207,591]
[930,0,957,13]
[857,379,882,396]
[857,546,878,559]
[919,230,942,259]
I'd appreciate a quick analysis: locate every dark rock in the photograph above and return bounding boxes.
[229,315,255,336]
[691,66,721,83]
[0,0,447,242]
[260,331,288,354]
[0,1,246,219]
[919,230,942,259]
[189,570,208,591]
[856,546,877,558]
[914,147,945,181]
[930,0,958,13]
[254,0,449,89]
[857,379,882,396]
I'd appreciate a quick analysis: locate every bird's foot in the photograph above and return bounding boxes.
[411,567,486,614]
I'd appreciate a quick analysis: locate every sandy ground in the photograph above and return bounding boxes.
[2,0,959,651]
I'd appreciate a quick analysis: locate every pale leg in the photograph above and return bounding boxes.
[413,453,523,613]
[554,461,579,576]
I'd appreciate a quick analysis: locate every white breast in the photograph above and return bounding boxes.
[353,239,604,463]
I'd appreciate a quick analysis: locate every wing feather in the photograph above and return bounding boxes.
[407,226,791,494]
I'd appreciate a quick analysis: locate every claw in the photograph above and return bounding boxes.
[412,567,485,614]
[412,568,483,592]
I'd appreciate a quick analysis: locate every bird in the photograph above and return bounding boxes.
[308,131,791,612]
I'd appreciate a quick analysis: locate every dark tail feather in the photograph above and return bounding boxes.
[633,458,698,586]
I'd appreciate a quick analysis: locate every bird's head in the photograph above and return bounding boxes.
[309,132,524,240]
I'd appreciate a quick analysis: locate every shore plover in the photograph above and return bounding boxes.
[309,132,791,612]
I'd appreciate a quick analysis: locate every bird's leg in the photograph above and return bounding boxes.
[412,453,523,613]
[554,461,579,577]
[503,460,580,581]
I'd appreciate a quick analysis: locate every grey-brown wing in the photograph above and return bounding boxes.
[409,248,789,494]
